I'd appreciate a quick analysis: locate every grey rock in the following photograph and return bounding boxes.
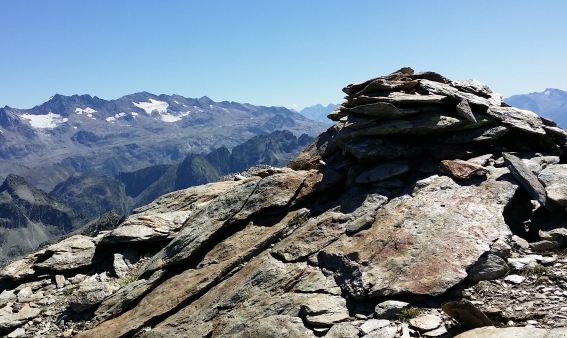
[362,326,398,338]
[341,114,377,130]
[503,152,547,207]
[349,112,492,137]
[539,164,567,207]
[238,315,316,338]
[511,235,530,250]
[455,99,477,123]
[441,300,492,330]
[441,125,509,144]
[507,255,540,270]
[288,129,340,170]
[451,79,493,98]
[350,92,446,107]
[349,102,421,119]
[7,327,26,338]
[530,240,559,252]
[337,137,407,163]
[503,274,525,284]
[543,125,567,139]
[420,79,492,107]
[326,322,360,338]
[485,106,545,135]
[375,300,409,319]
[320,174,517,298]
[360,319,390,334]
[34,235,97,272]
[55,275,66,289]
[112,253,131,279]
[69,281,121,313]
[355,163,409,183]
[0,304,42,330]
[409,314,442,331]
[301,294,350,326]
[467,254,509,283]
[16,287,32,302]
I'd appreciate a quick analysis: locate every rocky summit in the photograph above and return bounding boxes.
[2,68,567,337]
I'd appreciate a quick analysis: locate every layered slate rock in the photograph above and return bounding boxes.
[3,68,567,337]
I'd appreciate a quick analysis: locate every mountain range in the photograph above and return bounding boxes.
[0,92,327,178]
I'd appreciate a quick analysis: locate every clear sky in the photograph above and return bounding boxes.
[1,1,566,110]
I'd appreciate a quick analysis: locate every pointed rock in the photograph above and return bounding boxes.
[502,152,547,207]
[441,300,492,330]
[455,99,477,123]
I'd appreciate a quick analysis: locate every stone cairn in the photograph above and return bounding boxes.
[292,67,567,217]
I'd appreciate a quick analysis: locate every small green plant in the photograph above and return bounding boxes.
[63,287,74,296]
[289,215,308,227]
[521,264,548,277]
[398,306,421,320]
[120,274,138,287]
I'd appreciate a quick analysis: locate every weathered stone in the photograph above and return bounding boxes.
[320,173,517,298]
[349,102,421,119]
[350,112,492,137]
[82,213,307,338]
[441,125,509,144]
[409,314,442,331]
[467,254,509,283]
[350,92,446,107]
[539,164,567,207]
[326,322,360,338]
[7,327,26,338]
[355,163,409,183]
[337,137,407,163]
[16,287,32,302]
[363,326,398,338]
[70,281,121,313]
[411,71,450,83]
[420,79,492,107]
[440,159,488,179]
[342,114,377,130]
[455,99,477,123]
[112,253,131,279]
[375,300,409,319]
[237,315,316,338]
[360,319,390,334]
[511,235,530,250]
[272,211,349,262]
[327,105,350,121]
[507,255,540,270]
[503,274,525,284]
[291,267,341,295]
[342,67,415,96]
[300,294,350,326]
[54,275,65,289]
[441,300,492,330]
[503,152,547,207]
[530,240,559,251]
[0,304,41,330]
[485,106,545,135]
[451,79,493,98]
[454,327,567,338]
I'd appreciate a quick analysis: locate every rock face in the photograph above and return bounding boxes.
[2,68,567,337]
[0,174,85,267]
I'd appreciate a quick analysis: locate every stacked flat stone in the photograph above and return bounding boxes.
[327,67,563,165]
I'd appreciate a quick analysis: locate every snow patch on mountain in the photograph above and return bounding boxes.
[75,107,97,115]
[133,99,169,114]
[160,111,190,123]
[21,112,68,129]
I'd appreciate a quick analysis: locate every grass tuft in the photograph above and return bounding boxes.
[398,306,421,320]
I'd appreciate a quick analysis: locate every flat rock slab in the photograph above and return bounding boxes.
[301,294,350,326]
[320,173,517,298]
[420,79,491,107]
[485,107,545,135]
[355,163,409,183]
[349,102,421,119]
[337,137,407,163]
[375,300,409,319]
[409,314,442,331]
[350,92,446,107]
[352,112,492,136]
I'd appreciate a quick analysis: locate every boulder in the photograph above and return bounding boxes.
[441,300,492,330]
[503,152,547,207]
[538,164,567,207]
[467,254,509,283]
[375,300,409,319]
[320,173,517,299]
[440,159,488,179]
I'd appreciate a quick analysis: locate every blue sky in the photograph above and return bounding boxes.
[1,1,566,110]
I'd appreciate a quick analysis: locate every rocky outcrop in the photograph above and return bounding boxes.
[2,68,567,337]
